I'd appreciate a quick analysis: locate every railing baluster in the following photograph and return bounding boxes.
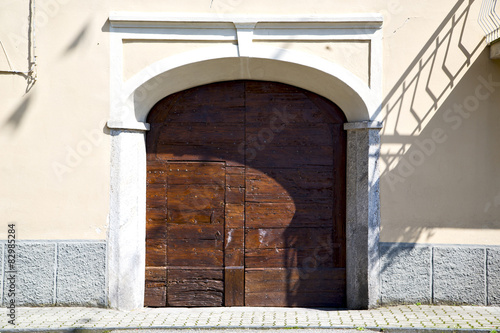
[478,0,500,44]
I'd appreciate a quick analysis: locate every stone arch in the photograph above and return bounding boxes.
[109,45,378,131]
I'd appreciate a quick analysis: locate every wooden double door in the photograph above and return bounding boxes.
[145,80,346,307]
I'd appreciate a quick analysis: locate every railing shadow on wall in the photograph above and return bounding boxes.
[478,0,500,44]
[375,0,490,272]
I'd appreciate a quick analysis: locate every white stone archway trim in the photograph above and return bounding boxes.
[107,13,383,310]
[117,44,379,124]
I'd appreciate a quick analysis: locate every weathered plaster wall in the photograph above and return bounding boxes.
[380,47,500,244]
[0,0,110,240]
[254,41,370,86]
[379,1,500,245]
[0,0,498,255]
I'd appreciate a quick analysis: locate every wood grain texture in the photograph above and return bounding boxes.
[245,202,333,228]
[245,268,346,307]
[166,163,225,270]
[245,248,334,269]
[156,144,245,166]
[145,80,347,307]
[146,160,167,184]
[244,291,345,307]
[146,208,166,240]
[245,268,346,293]
[144,281,166,307]
[167,269,224,306]
[145,267,167,281]
[225,204,244,228]
[145,238,166,267]
[167,162,225,185]
[245,227,333,250]
[225,268,244,306]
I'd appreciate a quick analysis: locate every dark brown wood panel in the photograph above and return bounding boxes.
[167,162,226,186]
[167,269,224,306]
[245,227,333,250]
[245,248,335,269]
[225,204,244,228]
[159,123,245,145]
[244,291,345,307]
[146,208,166,240]
[144,267,167,306]
[166,162,225,228]
[224,165,245,306]
[156,144,245,166]
[224,249,244,268]
[145,80,346,307]
[146,267,167,281]
[245,268,346,307]
[245,268,345,292]
[225,228,244,250]
[145,281,166,307]
[247,146,334,168]
[162,81,245,124]
[246,123,336,146]
[166,162,226,306]
[242,81,346,306]
[146,238,166,267]
[245,167,334,203]
[145,156,168,306]
[146,161,168,184]
[245,203,333,229]
[167,185,225,208]
[225,268,244,306]
[146,184,167,209]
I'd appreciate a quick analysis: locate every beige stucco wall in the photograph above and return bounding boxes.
[0,0,499,244]
[0,0,110,239]
[377,1,500,244]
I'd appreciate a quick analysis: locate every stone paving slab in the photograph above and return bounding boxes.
[0,305,498,332]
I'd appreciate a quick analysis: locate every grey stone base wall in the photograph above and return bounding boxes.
[0,241,106,307]
[380,242,500,306]
[2,240,497,307]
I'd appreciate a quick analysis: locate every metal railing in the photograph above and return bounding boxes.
[479,0,500,44]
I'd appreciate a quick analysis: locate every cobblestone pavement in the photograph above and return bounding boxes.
[106,328,372,333]
[0,305,499,332]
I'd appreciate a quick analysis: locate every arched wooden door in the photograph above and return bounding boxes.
[145,81,346,307]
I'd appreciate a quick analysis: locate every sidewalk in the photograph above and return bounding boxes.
[0,305,499,332]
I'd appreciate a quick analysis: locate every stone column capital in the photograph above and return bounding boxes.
[344,121,383,131]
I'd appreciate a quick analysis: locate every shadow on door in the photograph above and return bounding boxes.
[145,80,347,307]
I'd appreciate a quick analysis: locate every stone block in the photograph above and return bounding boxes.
[4,243,56,305]
[0,244,3,304]
[487,248,500,305]
[433,247,485,305]
[380,243,431,304]
[56,242,106,306]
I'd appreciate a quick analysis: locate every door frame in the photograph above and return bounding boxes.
[106,13,383,310]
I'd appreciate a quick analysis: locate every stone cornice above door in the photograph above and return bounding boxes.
[108,12,383,130]
[109,12,383,28]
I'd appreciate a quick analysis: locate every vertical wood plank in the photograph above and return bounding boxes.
[165,162,226,306]
[244,80,346,307]
[146,80,347,308]
[145,159,168,306]
[225,166,245,306]
[225,267,244,306]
